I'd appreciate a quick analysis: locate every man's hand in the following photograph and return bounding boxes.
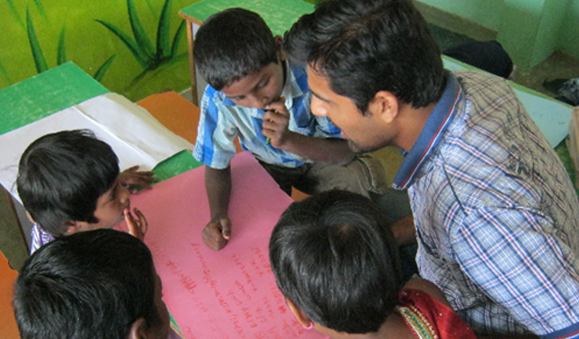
[262,97,294,148]
[119,165,158,192]
[124,207,148,240]
[202,217,232,251]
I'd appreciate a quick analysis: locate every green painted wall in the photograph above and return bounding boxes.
[560,0,579,58]
[418,0,578,70]
[497,0,548,70]
[532,0,568,66]
[417,0,505,31]
[0,0,198,101]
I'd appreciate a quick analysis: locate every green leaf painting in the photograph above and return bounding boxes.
[5,0,24,28]
[127,0,155,60]
[94,55,117,82]
[26,8,48,73]
[57,28,66,66]
[32,0,46,18]
[1,0,193,101]
[156,0,172,58]
[94,19,151,68]
[96,0,188,84]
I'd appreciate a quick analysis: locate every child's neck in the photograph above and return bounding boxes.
[326,313,413,339]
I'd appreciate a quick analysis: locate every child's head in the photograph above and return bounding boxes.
[17,129,130,237]
[13,229,169,339]
[269,190,402,335]
[194,8,286,109]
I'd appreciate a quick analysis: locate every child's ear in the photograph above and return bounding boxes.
[128,317,147,339]
[274,36,286,62]
[285,297,312,328]
[25,211,36,224]
[63,220,89,235]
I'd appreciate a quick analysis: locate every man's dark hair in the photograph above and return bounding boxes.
[13,229,161,339]
[269,190,402,334]
[16,129,119,237]
[193,7,278,90]
[284,0,445,112]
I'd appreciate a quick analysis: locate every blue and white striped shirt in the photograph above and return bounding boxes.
[193,62,341,169]
[30,223,54,254]
[394,70,579,338]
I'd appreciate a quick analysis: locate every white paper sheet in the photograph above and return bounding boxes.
[0,93,193,202]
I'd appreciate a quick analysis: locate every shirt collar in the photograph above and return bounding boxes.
[392,70,462,190]
[221,61,303,119]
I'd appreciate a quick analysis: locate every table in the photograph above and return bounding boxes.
[179,0,315,105]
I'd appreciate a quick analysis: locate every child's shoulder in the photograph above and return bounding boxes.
[201,85,240,111]
[403,278,451,308]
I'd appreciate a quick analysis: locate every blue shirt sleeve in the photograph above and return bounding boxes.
[314,114,342,138]
[193,87,239,169]
[541,323,579,339]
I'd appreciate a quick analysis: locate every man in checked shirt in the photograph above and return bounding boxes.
[284,0,579,338]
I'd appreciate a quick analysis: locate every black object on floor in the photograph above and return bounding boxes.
[443,40,514,79]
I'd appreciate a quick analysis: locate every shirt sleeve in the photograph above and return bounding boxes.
[193,87,239,169]
[541,323,579,339]
[30,223,54,254]
[30,223,42,254]
[313,114,342,138]
[297,90,341,138]
[453,206,579,336]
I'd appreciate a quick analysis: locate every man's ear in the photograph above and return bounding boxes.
[285,298,311,328]
[274,35,287,62]
[370,91,399,124]
[128,317,147,339]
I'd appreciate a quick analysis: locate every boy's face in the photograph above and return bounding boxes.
[66,177,130,234]
[221,57,285,109]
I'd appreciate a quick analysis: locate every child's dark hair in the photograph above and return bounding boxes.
[16,129,119,237]
[193,7,278,90]
[269,190,402,334]
[13,229,161,339]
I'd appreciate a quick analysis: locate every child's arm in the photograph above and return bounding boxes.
[202,166,232,251]
[262,100,355,165]
[119,165,158,192]
[391,215,417,247]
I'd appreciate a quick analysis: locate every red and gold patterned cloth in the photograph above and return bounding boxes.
[396,288,476,339]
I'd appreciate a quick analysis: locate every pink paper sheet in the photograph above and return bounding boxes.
[118,152,324,339]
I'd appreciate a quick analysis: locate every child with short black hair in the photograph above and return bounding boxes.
[13,229,170,339]
[269,190,477,339]
[193,8,386,251]
[17,129,156,253]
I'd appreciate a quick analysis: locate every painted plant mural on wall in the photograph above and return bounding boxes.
[0,0,194,101]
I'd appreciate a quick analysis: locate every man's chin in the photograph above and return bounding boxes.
[348,140,379,154]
